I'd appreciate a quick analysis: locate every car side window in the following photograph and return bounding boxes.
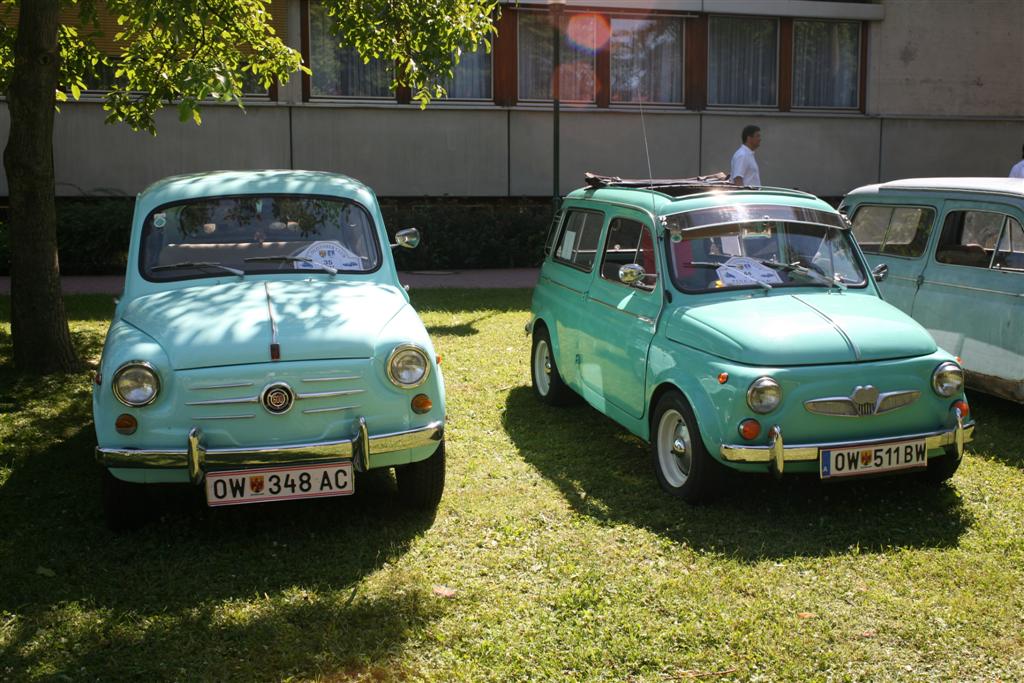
[600,218,657,289]
[994,217,1024,272]
[553,209,604,271]
[935,210,1006,268]
[851,205,934,257]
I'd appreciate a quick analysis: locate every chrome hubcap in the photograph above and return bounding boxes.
[533,339,551,395]
[658,409,692,488]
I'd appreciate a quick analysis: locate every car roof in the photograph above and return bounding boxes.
[136,170,378,211]
[565,174,834,217]
[847,177,1024,199]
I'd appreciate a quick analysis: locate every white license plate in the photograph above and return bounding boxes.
[820,438,928,479]
[206,461,354,507]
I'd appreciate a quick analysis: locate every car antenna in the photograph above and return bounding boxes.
[637,80,658,221]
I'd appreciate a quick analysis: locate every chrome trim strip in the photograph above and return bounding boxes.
[586,295,656,324]
[720,422,975,463]
[793,295,861,360]
[540,275,586,295]
[302,405,361,415]
[296,389,365,400]
[301,376,361,383]
[192,414,256,420]
[185,396,259,406]
[913,279,1024,299]
[191,382,255,391]
[96,420,444,472]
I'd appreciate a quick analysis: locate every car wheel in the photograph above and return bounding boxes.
[650,392,722,503]
[921,445,962,485]
[395,440,445,510]
[531,326,574,406]
[101,468,151,532]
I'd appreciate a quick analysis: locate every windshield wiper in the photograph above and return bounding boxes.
[681,261,773,290]
[151,261,244,277]
[243,255,338,275]
[759,259,847,291]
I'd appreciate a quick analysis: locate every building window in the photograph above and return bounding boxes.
[610,17,683,104]
[437,46,493,100]
[517,11,596,102]
[309,2,393,98]
[708,16,777,107]
[793,20,859,108]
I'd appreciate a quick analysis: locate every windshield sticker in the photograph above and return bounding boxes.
[293,241,362,271]
[153,213,166,229]
[716,256,783,287]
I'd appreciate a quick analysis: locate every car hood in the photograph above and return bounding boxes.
[665,292,937,366]
[121,280,407,370]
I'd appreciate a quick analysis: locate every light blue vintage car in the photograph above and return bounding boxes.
[842,177,1024,403]
[94,170,445,528]
[529,174,975,503]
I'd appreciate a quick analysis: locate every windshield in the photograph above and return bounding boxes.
[663,219,867,292]
[140,195,381,281]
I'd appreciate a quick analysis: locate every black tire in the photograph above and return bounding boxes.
[101,468,151,531]
[395,441,446,510]
[531,326,575,406]
[650,392,723,504]
[922,445,962,485]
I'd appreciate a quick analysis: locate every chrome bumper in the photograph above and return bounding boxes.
[96,419,444,483]
[720,416,974,476]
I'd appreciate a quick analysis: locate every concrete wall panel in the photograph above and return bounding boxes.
[509,110,701,196]
[879,118,1024,181]
[701,114,881,197]
[45,102,291,197]
[291,107,509,196]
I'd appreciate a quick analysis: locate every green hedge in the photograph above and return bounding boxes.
[0,196,555,276]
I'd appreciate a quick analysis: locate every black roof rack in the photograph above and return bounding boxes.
[584,171,738,197]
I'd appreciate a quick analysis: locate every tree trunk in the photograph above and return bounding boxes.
[3,0,80,373]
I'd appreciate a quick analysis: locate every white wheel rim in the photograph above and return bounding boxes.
[657,408,692,488]
[533,339,552,396]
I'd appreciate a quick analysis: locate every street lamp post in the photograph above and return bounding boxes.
[550,0,566,209]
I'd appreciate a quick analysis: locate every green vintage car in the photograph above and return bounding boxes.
[93,170,445,528]
[529,174,974,502]
[842,177,1024,403]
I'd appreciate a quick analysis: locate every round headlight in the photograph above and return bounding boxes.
[747,377,782,414]
[112,361,160,407]
[387,345,430,388]
[932,361,964,397]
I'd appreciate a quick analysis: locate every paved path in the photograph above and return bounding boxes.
[0,269,540,295]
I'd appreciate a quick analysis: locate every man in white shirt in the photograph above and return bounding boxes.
[731,125,762,186]
[1009,145,1024,178]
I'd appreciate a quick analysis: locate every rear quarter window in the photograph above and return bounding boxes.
[851,204,934,257]
[553,209,605,271]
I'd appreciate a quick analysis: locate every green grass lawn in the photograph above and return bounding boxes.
[1,290,1022,682]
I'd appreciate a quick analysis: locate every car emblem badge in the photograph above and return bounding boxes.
[261,382,294,415]
[851,385,880,416]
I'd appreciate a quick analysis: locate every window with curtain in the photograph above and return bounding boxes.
[518,11,596,102]
[610,17,683,104]
[436,46,492,100]
[309,2,393,98]
[708,16,777,107]
[793,20,860,108]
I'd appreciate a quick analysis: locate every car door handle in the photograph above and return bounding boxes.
[915,274,925,288]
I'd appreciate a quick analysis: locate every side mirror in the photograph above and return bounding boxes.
[618,263,646,286]
[392,228,420,249]
[872,263,889,282]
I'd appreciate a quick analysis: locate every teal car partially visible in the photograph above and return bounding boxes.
[94,170,445,528]
[529,175,974,502]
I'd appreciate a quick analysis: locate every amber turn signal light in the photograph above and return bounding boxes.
[411,394,433,414]
[717,372,729,384]
[738,418,761,440]
[115,413,138,435]
[436,354,443,365]
[952,400,969,419]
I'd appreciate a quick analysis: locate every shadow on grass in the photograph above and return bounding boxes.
[964,388,1023,471]
[409,288,532,315]
[0,425,442,680]
[502,386,973,561]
